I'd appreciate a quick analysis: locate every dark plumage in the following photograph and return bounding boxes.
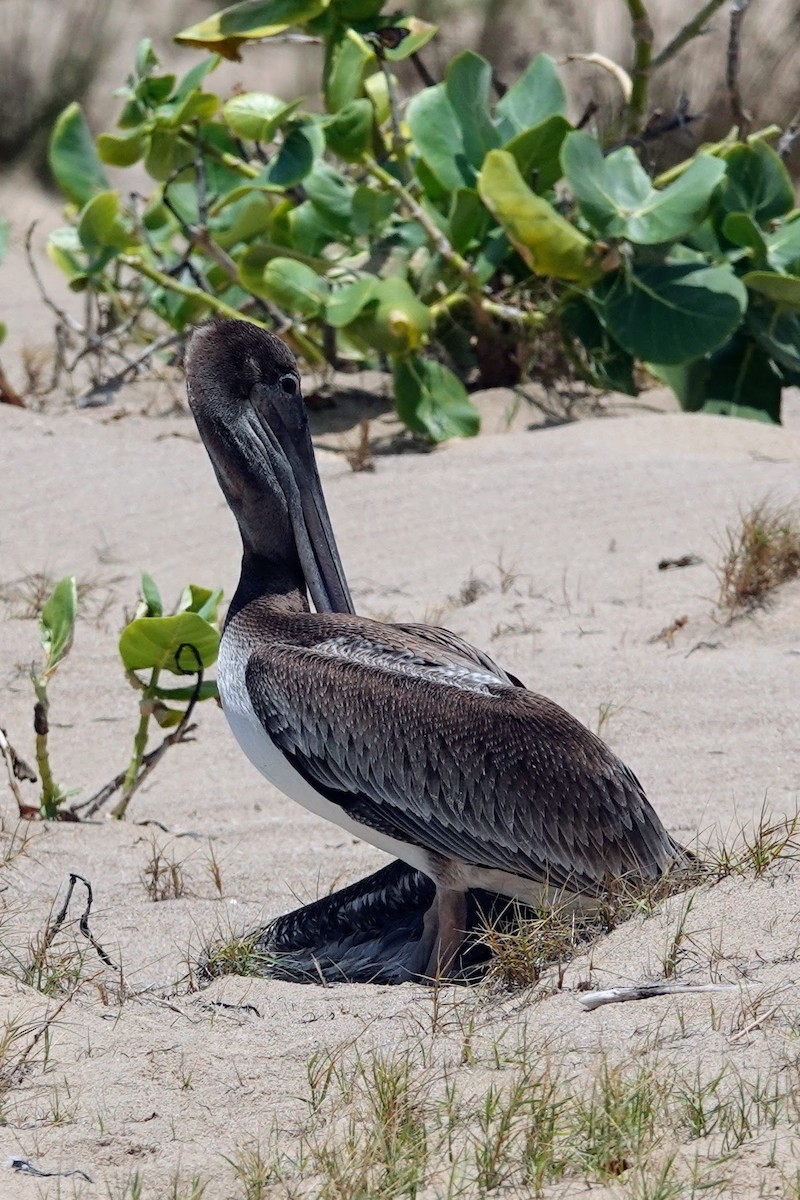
[186,316,688,983]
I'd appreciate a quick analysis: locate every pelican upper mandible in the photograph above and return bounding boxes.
[186,317,687,980]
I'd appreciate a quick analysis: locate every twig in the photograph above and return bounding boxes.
[24,223,83,334]
[11,1158,93,1183]
[0,726,37,816]
[363,156,479,288]
[777,105,800,159]
[652,0,728,68]
[409,52,436,89]
[610,98,703,150]
[624,0,654,136]
[77,331,184,407]
[727,0,752,136]
[579,980,756,1010]
[44,872,119,971]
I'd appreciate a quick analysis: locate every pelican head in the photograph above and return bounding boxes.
[185,318,353,614]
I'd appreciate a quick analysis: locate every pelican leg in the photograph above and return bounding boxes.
[422,886,467,981]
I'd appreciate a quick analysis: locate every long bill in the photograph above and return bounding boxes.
[250,404,355,616]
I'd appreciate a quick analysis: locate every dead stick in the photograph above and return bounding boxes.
[727,0,752,136]
[579,980,757,1010]
[45,872,118,971]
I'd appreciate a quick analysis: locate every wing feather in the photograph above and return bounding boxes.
[244,630,682,894]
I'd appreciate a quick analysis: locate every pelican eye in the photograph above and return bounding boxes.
[280,374,300,397]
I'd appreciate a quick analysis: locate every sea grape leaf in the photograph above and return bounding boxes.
[445,52,501,170]
[241,254,329,316]
[325,278,378,327]
[77,192,135,253]
[599,261,747,364]
[408,84,471,193]
[494,54,566,140]
[223,93,303,141]
[175,0,327,60]
[717,140,794,225]
[119,612,220,674]
[503,115,572,195]
[562,131,725,243]
[178,584,224,622]
[40,577,78,675]
[323,99,373,161]
[743,271,800,309]
[140,573,163,618]
[49,103,110,206]
[392,354,479,441]
[478,149,601,282]
[347,277,431,353]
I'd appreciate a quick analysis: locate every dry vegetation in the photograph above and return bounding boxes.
[716,501,800,618]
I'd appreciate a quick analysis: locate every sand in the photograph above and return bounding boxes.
[1,182,800,1198]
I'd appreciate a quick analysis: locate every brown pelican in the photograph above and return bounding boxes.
[186,317,687,982]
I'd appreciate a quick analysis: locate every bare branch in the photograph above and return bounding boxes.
[727,0,753,136]
[45,872,119,971]
[652,0,728,68]
[579,980,761,1010]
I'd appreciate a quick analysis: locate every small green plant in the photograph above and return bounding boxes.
[29,575,77,819]
[17,572,221,820]
[108,573,222,818]
[44,0,800,433]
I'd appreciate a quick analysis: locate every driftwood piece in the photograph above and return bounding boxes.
[579,981,752,1011]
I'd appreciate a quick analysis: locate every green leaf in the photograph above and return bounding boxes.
[495,54,566,139]
[748,304,800,374]
[46,226,85,281]
[40,576,77,675]
[97,129,147,167]
[478,149,600,282]
[562,132,725,243]
[765,214,800,274]
[656,336,782,422]
[223,93,302,141]
[325,29,374,111]
[242,253,329,316]
[599,261,747,365]
[265,123,323,186]
[721,211,768,265]
[503,115,572,194]
[447,188,488,253]
[743,271,800,309]
[135,38,159,79]
[352,184,394,235]
[119,612,219,674]
[143,127,194,181]
[718,140,794,225]
[392,355,479,442]
[48,103,110,206]
[561,296,637,395]
[304,162,354,231]
[347,277,431,353]
[175,0,327,60]
[323,99,373,161]
[325,278,378,327]
[0,218,9,263]
[380,16,437,62]
[77,192,135,253]
[140,572,163,618]
[177,584,224,622]
[445,52,501,170]
[157,90,220,128]
[408,84,471,193]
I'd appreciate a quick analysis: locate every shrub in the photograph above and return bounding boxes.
[45,0,800,437]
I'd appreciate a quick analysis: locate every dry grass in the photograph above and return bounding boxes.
[141,836,187,902]
[716,501,800,618]
[0,569,121,625]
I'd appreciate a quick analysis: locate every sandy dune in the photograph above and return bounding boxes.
[1,377,799,1196]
